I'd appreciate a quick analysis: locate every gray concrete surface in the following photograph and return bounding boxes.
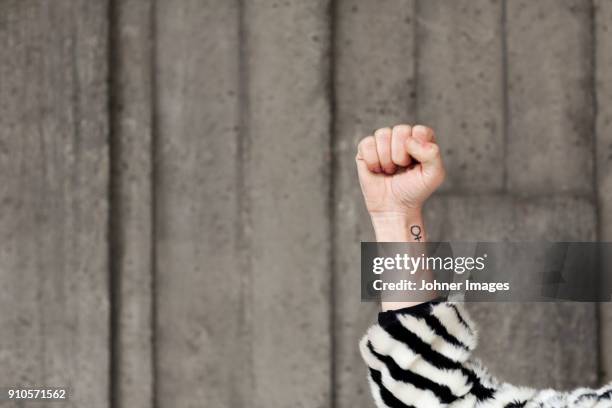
[0,1,610,407]
[243,1,332,406]
[154,1,245,408]
[596,0,612,384]
[0,1,110,407]
[506,0,594,194]
[110,0,154,407]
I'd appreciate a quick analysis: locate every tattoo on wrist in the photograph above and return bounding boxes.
[410,225,422,242]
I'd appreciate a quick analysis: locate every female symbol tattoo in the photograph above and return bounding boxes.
[410,225,422,242]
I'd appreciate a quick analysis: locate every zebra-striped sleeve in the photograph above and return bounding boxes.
[359,301,612,408]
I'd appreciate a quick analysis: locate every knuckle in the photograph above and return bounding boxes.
[359,135,375,149]
[415,124,435,140]
[393,124,411,134]
[374,127,391,139]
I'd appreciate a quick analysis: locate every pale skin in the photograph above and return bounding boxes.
[356,124,446,311]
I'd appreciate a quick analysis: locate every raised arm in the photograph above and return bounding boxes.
[356,124,444,311]
[356,124,612,408]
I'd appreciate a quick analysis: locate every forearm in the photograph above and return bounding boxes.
[371,210,430,311]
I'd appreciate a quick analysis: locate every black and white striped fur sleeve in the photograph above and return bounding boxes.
[359,301,612,407]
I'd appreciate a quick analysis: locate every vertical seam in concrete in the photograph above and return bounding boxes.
[590,0,600,238]
[237,0,254,405]
[150,0,159,406]
[501,0,509,193]
[413,0,420,121]
[328,0,338,406]
[590,0,603,385]
[69,6,82,149]
[107,0,120,405]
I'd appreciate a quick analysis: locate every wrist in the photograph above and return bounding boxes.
[370,208,422,221]
[370,210,425,242]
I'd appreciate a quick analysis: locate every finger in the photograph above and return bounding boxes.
[405,136,444,176]
[374,127,396,174]
[355,152,377,184]
[391,124,412,167]
[412,125,435,144]
[358,135,382,173]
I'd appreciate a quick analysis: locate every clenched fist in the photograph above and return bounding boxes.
[356,124,445,215]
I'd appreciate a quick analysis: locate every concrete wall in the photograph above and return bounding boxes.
[0,1,609,407]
